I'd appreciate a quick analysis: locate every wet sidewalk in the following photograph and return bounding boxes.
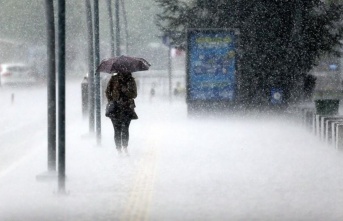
[1,101,343,221]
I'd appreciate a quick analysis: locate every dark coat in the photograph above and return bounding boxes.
[105,73,138,120]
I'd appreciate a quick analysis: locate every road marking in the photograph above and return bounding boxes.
[0,119,41,137]
[0,142,41,181]
[0,130,44,181]
[120,127,162,221]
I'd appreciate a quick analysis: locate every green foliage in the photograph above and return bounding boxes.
[155,0,238,47]
[155,0,343,105]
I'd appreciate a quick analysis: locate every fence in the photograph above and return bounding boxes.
[133,70,186,101]
[291,103,343,149]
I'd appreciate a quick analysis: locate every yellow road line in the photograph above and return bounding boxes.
[120,127,162,221]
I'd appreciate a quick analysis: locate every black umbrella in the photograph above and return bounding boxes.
[96,55,151,74]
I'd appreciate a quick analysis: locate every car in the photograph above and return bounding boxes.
[0,63,38,86]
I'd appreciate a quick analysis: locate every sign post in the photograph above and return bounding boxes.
[163,35,173,101]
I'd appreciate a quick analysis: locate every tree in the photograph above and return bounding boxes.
[155,0,343,106]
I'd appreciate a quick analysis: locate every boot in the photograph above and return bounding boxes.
[123,147,129,156]
[116,147,122,155]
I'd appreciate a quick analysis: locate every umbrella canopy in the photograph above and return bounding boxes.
[96,55,151,74]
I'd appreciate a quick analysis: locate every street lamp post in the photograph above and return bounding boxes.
[168,44,172,101]
[57,0,66,193]
[45,0,57,172]
[115,0,121,56]
[85,0,95,133]
[107,0,115,56]
[120,0,129,54]
[94,0,101,145]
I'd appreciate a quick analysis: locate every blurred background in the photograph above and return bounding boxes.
[0,0,184,77]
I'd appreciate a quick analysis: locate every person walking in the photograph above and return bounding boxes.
[105,72,138,155]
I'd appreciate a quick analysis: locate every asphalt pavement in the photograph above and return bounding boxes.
[1,82,343,221]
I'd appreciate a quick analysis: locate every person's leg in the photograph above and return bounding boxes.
[121,119,131,150]
[111,119,123,151]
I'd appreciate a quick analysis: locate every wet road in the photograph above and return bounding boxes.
[1,81,343,220]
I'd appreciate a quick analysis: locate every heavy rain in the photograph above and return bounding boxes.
[1,0,343,220]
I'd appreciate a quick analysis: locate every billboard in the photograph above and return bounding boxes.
[187,29,237,102]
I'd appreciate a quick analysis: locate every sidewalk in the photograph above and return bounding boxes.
[1,100,343,221]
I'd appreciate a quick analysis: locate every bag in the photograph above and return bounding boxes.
[105,101,120,118]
